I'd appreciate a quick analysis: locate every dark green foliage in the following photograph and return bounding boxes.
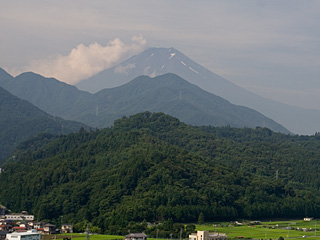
[0,87,88,164]
[197,212,204,224]
[1,112,320,234]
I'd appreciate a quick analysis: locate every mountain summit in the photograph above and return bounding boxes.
[77,47,320,135]
[76,47,234,94]
[91,73,290,133]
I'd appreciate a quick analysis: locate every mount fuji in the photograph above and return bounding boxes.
[77,47,320,135]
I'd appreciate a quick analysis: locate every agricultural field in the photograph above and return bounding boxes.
[44,234,167,240]
[196,220,320,240]
[49,220,320,240]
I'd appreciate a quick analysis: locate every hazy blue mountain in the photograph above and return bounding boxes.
[0,68,289,133]
[87,73,290,133]
[76,47,320,135]
[0,87,88,164]
[0,71,93,117]
[0,67,13,84]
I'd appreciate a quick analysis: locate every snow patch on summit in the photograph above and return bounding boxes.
[189,67,199,74]
[169,53,176,59]
[180,61,187,66]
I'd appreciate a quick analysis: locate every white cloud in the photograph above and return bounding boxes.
[15,35,147,84]
[114,63,136,75]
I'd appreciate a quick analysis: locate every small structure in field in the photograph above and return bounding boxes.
[189,231,227,240]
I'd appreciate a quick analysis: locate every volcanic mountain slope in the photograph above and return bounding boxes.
[0,68,290,133]
[0,87,88,164]
[76,47,320,135]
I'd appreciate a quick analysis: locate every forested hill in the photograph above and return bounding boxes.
[0,87,88,163]
[1,112,320,234]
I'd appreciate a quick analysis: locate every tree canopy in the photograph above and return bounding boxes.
[1,112,320,234]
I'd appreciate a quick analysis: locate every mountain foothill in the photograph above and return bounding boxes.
[0,86,88,163]
[1,48,320,233]
[1,112,320,234]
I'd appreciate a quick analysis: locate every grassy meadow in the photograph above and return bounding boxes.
[49,220,320,240]
[196,220,320,240]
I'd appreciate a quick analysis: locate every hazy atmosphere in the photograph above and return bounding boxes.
[2,0,320,110]
[4,1,320,236]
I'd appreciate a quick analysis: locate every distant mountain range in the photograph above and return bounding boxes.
[77,47,320,135]
[0,69,92,117]
[90,73,289,132]
[0,87,88,163]
[0,69,289,134]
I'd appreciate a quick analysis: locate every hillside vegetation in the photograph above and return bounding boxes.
[0,87,88,163]
[1,112,320,234]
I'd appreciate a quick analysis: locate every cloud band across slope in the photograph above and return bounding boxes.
[15,35,147,84]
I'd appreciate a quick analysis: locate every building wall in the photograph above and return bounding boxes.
[189,231,227,240]
[189,231,209,240]
[7,231,40,240]
[5,215,34,221]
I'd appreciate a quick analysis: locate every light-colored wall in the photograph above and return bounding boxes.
[7,231,40,240]
[5,215,34,221]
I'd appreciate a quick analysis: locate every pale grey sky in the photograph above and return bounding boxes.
[1,0,320,110]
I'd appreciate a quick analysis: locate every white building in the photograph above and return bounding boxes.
[6,230,40,240]
[5,214,34,221]
[189,231,227,240]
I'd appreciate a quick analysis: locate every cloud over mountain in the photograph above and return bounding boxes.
[15,35,147,84]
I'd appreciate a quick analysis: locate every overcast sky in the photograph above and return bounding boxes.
[1,0,320,110]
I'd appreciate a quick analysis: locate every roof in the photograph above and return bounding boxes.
[7,230,39,236]
[44,224,55,227]
[125,233,147,238]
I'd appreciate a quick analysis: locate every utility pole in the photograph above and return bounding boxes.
[86,223,90,240]
[60,216,63,229]
[265,225,267,240]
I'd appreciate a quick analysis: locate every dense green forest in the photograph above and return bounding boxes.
[1,112,320,235]
[0,87,88,163]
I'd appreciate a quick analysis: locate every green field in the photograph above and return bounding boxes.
[51,220,320,240]
[47,234,170,240]
[196,220,320,240]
